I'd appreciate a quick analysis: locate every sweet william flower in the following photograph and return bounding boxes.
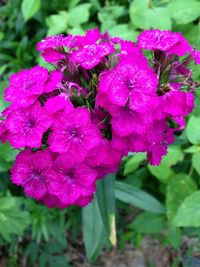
[110,106,153,137]
[46,153,97,206]
[5,66,49,107]
[137,29,191,56]
[48,107,102,162]
[70,43,115,69]
[11,149,53,200]
[6,101,52,149]
[99,56,158,112]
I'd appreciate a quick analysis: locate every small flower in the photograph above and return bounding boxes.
[0,121,9,143]
[137,29,191,56]
[5,66,49,107]
[44,70,62,93]
[37,34,73,51]
[191,49,200,64]
[6,101,52,148]
[70,43,114,69]
[110,106,152,137]
[11,149,53,200]
[48,107,102,161]
[146,120,174,165]
[37,34,73,63]
[158,83,194,116]
[46,153,97,206]
[99,57,158,112]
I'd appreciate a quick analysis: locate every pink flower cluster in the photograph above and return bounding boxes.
[0,29,199,208]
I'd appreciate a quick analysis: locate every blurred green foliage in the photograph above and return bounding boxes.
[1,0,200,266]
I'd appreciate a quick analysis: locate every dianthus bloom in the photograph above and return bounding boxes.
[0,28,198,208]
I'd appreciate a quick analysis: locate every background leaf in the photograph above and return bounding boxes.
[166,174,197,221]
[115,181,166,214]
[167,0,200,25]
[82,196,104,262]
[96,174,116,246]
[21,0,41,21]
[173,191,200,227]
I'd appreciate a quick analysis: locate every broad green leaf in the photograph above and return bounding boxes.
[68,26,85,35]
[82,196,104,262]
[0,197,15,211]
[109,24,138,41]
[115,181,166,214]
[192,153,200,175]
[0,197,30,241]
[46,11,68,36]
[21,0,41,21]
[129,0,171,30]
[167,0,200,25]
[0,142,18,162]
[148,164,174,184]
[173,191,200,227]
[186,116,200,145]
[162,146,184,166]
[184,146,200,154]
[124,153,146,176]
[166,174,197,221]
[68,4,91,27]
[129,212,165,234]
[96,174,116,246]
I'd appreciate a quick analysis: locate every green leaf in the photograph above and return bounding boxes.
[82,196,104,262]
[96,174,116,246]
[186,115,200,145]
[109,24,138,41]
[148,164,174,184]
[162,146,184,166]
[68,4,91,27]
[129,0,171,30]
[167,226,182,250]
[115,181,166,214]
[0,142,18,162]
[129,212,165,234]
[166,174,197,221]
[192,152,200,175]
[173,191,200,227]
[46,11,68,35]
[184,146,200,154]
[0,197,30,241]
[167,0,200,25]
[21,0,41,22]
[124,153,146,176]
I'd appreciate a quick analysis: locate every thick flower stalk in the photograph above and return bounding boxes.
[0,28,199,208]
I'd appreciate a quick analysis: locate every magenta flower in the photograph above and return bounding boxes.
[191,49,200,64]
[48,107,102,161]
[37,34,73,63]
[5,66,49,107]
[44,94,74,115]
[146,120,174,165]
[46,153,97,206]
[110,106,152,137]
[0,121,9,143]
[37,34,73,51]
[11,149,53,200]
[6,102,52,148]
[99,57,158,112]
[70,43,114,69]
[137,30,191,56]
[44,70,62,93]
